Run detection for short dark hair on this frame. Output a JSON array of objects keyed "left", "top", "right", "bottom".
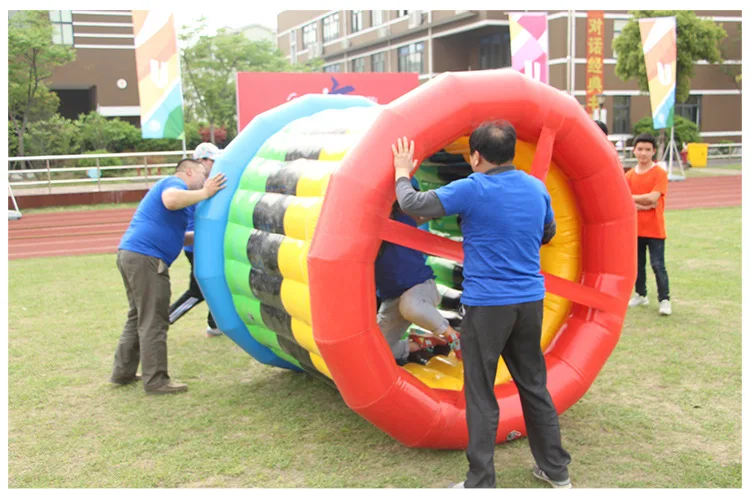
[
  {"left": 632, "top": 133, "right": 657, "bottom": 150},
  {"left": 175, "top": 158, "right": 201, "bottom": 173},
  {"left": 468, "top": 121, "right": 516, "bottom": 165},
  {"left": 595, "top": 120, "right": 609, "bottom": 136}
]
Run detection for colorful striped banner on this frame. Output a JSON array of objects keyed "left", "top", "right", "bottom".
[
  {"left": 639, "top": 17, "right": 677, "bottom": 129},
  {"left": 132, "top": 10, "right": 185, "bottom": 139},
  {"left": 509, "top": 12, "right": 549, "bottom": 84}
]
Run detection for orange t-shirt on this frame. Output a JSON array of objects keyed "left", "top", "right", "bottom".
[{"left": 624, "top": 164, "right": 668, "bottom": 239}]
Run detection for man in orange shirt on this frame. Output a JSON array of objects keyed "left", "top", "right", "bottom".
[{"left": 624, "top": 133, "right": 672, "bottom": 315}]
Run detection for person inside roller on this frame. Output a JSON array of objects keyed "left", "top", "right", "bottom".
[{"left": 375, "top": 200, "right": 461, "bottom": 366}]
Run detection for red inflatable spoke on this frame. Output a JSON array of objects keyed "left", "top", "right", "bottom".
[
  {"left": 543, "top": 273, "right": 622, "bottom": 314},
  {"left": 530, "top": 126, "right": 556, "bottom": 182},
  {"left": 379, "top": 218, "right": 463, "bottom": 263}
]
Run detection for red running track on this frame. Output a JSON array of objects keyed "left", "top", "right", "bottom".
[{"left": 7, "top": 175, "right": 741, "bottom": 260}]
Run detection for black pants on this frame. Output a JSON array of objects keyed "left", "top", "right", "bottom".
[
  {"left": 168, "top": 251, "right": 217, "bottom": 329},
  {"left": 461, "top": 301, "right": 571, "bottom": 488},
  {"left": 635, "top": 237, "right": 670, "bottom": 301}
]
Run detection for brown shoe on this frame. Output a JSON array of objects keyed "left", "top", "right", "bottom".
[
  {"left": 110, "top": 374, "right": 142, "bottom": 386},
  {"left": 145, "top": 382, "right": 188, "bottom": 395}
]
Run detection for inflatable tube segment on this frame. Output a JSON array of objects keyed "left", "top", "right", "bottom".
[{"left": 195, "top": 69, "right": 636, "bottom": 449}]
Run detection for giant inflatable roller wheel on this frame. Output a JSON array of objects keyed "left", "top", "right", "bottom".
[{"left": 194, "top": 69, "right": 636, "bottom": 449}]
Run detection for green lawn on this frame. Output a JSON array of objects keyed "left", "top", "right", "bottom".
[{"left": 7, "top": 207, "right": 741, "bottom": 488}]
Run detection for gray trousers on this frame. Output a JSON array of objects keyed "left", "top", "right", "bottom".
[
  {"left": 461, "top": 301, "right": 571, "bottom": 488},
  {"left": 112, "top": 250, "right": 172, "bottom": 391},
  {"left": 377, "top": 279, "right": 449, "bottom": 361}
]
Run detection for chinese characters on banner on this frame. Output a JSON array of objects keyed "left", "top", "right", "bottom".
[
  {"left": 585, "top": 10, "right": 605, "bottom": 116},
  {"left": 638, "top": 17, "right": 677, "bottom": 129},
  {"left": 508, "top": 12, "right": 549, "bottom": 84}
]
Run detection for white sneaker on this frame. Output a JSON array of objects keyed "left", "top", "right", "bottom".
[
  {"left": 532, "top": 466, "right": 572, "bottom": 489},
  {"left": 659, "top": 299, "right": 672, "bottom": 316},
  {"left": 628, "top": 294, "right": 649, "bottom": 307},
  {"left": 450, "top": 482, "right": 465, "bottom": 488},
  {"left": 206, "top": 326, "right": 223, "bottom": 337}
]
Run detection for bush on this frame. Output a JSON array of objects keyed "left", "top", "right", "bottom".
[
  {"left": 75, "top": 149, "right": 122, "bottom": 168},
  {"left": 24, "top": 114, "right": 79, "bottom": 156},
  {"left": 632, "top": 115, "right": 701, "bottom": 150}
]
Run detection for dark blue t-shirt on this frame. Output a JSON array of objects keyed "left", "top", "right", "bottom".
[
  {"left": 375, "top": 211, "right": 435, "bottom": 300},
  {"left": 183, "top": 205, "right": 196, "bottom": 254},
  {"left": 119, "top": 176, "right": 190, "bottom": 266},
  {"left": 434, "top": 169, "right": 554, "bottom": 306}
]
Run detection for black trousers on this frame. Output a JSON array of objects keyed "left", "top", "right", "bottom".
[
  {"left": 635, "top": 237, "right": 671, "bottom": 301},
  {"left": 461, "top": 300, "right": 571, "bottom": 488},
  {"left": 168, "top": 251, "right": 217, "bottom": 329}
]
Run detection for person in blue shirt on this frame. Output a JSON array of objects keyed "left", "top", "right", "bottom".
[
  {"left": 111, "top": 158, "right": 226, "bottom": 395},
  {"left": 168, "top": 142, "right": 223, "bottom": 337},
  {"left": 375, "top": 201, "right": 460, "bottom": 365},
  {"left": 391, "top": 122, "right": 571, "bottom": 489}
]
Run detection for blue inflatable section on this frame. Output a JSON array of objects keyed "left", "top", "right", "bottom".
[{"left": 193, "top": 94, "right": 377, "bottom": 369}]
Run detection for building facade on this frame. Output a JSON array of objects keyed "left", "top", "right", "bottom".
[
  {"left": 277, "top": 10, "right": 742, "bottom": 143},
  {"left": 36, "top": 10, "right": 142, "bottom": 125}
]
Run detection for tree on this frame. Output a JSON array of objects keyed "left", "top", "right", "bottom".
[
  {"left": 8, "top": 11, "right": 75, "bottom": 161},
  {"left": 718, "top": 23, "right": 741, "bottom": 92},
  {"left": 179, "top": 20, "right": 321, "bottom": 144},
  {"left": 613, "top": 11, "right": 726, "bottom": 156}
]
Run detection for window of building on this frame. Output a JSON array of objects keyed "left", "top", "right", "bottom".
[
  {"left": 613, "top": 95, "right": 631, "bottom": 134},
  {"left": 479, "top": 30, "right": 511, "bottom": 70},
  {"left": 49, "top": 10, "right": 73, "bottom": 46},
  {"left": 323, "top": 13, "right": 340, "bottom": 42},
  {"left": 351, "top": 10, "right": 363, "bottom": 33},
  {"left": 612, "top": 19, "right": 628, "bottom": 58},
  {"left": 351, "top": 58, "right": 366, "bottom": 72},
  {"left": 323, "top": 64, "right": 341, "bottom": 73},
  {"left": 372, "top": 10, "right": 384, "bottom": 26},
  {"left": 398, "top": 10, "right": 409, "bottom": 17},
  {"left": 398, "top": 42, "right": 424, "bottom": 73},
  {"left": 675, "top": 95, "right": 701, "bottom": 128},
  {"left": 371, "top": 52, "right": 386, "bottom": 72},
  {"left": 302, "top": 23, "right": 317, "bottom": 49}
]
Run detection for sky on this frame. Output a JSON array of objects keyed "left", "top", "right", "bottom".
[{"left": 174, "top": 8, "right": 283, "bottom": 37}]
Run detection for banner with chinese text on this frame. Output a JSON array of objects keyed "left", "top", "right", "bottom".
[
  {"left": 639, "top": 16, "right": 677, "bottom": 129},
  {"left": 508, "top": 12, "right": 549, "bottom": 84},
  {"left": 585, "top": 11, "right": 605, "bottom": 116},
  {"left": 132, "top": 10, "right": 185, "bottom": 139}
]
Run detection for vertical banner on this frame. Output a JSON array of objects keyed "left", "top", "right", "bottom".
[
  {"left": 639, "top": 16, "right": 677, "bottom": 129},
  {"left": 585, "top": 11, "right": 605, "bottom": 116},
  {"left": 509, "top": 12, "right": 549, "bottom": 84},
  {"left": 132, "top": 10, "right": 185, "bottom": 139}
]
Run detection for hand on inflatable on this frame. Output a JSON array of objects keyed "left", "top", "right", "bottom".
[
  {"left": 203, "top": 173, "right": 227, "bottom": 199},
  {"left": 392, "top": 136, "right": 418, "bottom": 173}
]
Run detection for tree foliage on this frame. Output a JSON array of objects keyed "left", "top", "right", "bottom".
[
  {"left": 613, "top": 11, "right": 726, "bottom": 104},
  {"left": 8, "top": 11, "right": 75, "bottom": 158},
  {"left": 179, "top": 19, "right": 321, "bottom": 143}
]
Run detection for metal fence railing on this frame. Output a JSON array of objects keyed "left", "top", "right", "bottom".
[
  {"left": 7, "top": 150, "right": 187, "bottom": 193},
  {"left": 617, "top": 142, "right": 742, "bottom": 165},
  {"left": 6, "top": 142, "right": 741, "bottom": 194}
]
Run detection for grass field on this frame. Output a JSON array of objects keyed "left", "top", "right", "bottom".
[{"left": 7, "top": 206, "right": 741, "bottom": 488}]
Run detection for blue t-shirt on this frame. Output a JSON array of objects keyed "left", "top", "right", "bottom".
[
  {"left": 119, "top": 176, "right": 190, "bottom": 266},
  {"left": 183, "top": 205, "right": 196, "bottom": 254},
  {"left": 375, "top": 211, "right": 435, "bottom": 300},
  {"left": 434, "top": 169, "right": 554, "bottom": 306}
]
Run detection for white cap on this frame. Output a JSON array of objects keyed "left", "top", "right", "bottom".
[{"left": 193, "top": 142, "right": 220, "bottom": 161}]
